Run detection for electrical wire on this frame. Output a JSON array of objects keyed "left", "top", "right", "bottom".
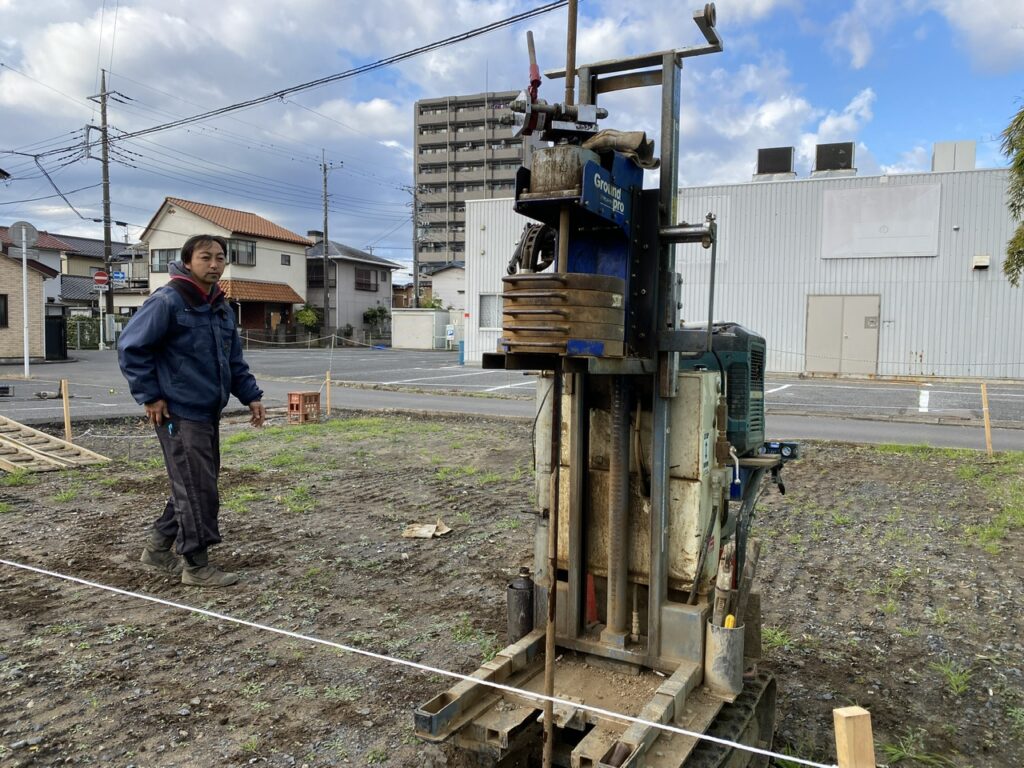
[
  {"left": 0, "top": 557, "right": 836, "bottom": 768},
  {"left": 39, "top": 2, "right": 569, "bottom": 157}
]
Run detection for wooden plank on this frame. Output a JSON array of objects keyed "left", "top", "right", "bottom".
[
  {"left": 833, "top": 706, "right": 876, "bottom": 768},
  {"left": 0, "top": 415, "right": 109, "bottom": 473}
]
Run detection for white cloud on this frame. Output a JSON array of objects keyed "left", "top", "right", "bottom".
[
  {"left": 879, "top": 144, "right": 930, "bottom": 174},
  {"left": 927, "top": 0, "right": 1024, "bottom": 72}
]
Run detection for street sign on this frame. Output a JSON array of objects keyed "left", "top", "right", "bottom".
[
  {"left": 93, "top": 271, "right": 109, "bottom": 285},
  {"left": 9, "top": 221, "right": 38, "bottom": 248},
  {"left": 111, "top": 271, "right": 126, "bottom": 280},
  {"left": 91, "top": 284, "right": 108, "bottom": 292}
]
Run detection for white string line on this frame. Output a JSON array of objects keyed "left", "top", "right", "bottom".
[{"left": 0, "top": 558, "right": 835, "bottom": 768}]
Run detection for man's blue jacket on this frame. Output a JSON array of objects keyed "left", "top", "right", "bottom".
[{"left": 118, "top": 261, "right": 263, "bottom": 423}]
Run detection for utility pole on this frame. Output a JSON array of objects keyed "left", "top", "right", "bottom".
[
  {"left": 322, "top": 149, "right": 330, "bottom": 332},
  {"left": 100, "top": 70, "right": 114, "bottom": 319},
  {"left": 411, "top": 186, "right": 422, "bottom": 308},
  {"left": 320, "top": 152, "right": 341, "bottom": 332}
]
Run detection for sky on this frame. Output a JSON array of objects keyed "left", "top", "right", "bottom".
[{"left": 1, "top": 0, "right": 1023, "bottom": 280}]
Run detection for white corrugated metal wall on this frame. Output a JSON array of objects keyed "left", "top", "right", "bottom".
[
  {"left": 464, "top": 198, "right": 531, "bottom": 363},
  {"left": 463, "top": 171, "right": 1020, "bottom": 378},
  {"left": 678, "top": 169, "right": 1021, "bottom": 378}
]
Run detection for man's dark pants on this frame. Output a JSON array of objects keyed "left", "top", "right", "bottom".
[{"left": 153, "top": 417, "right": 222, "bottom": 559}]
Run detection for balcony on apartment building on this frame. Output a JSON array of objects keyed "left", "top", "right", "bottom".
[{"left": 417, "top": 110, "right": 450, "bottom": 126}]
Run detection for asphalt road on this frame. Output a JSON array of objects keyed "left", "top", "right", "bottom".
[{"left": 2, "top": 348, "right": 1022, "bottom": 450}]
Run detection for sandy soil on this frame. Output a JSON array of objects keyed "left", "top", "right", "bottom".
[{"left": 1, "top": 411, "right": 1022, "bottom": 768}]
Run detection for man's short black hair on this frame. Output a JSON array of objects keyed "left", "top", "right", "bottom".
[{"left": 181, "top": 234, "right": 228, "bottom": 264}]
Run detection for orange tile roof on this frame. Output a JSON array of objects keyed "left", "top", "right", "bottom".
[
  {"left": 164, "top": 198, "right": 312, "bottom": 246},
  {"left": 219, "top": 278, "right": 304, "bottom": 304},
  {"left": 0, "top": 227, "right": 74, "bottom": 251}
]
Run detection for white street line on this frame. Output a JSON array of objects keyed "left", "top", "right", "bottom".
[
  {"left": 381, "top": 370, "right": 498, "bottom": 385},
  {"left": 918, "top": 390, "right": 930, "bottom": 413},
  {"left": 485, "top": 380, "right": 537, "bottom": 392},
  {"left": 765, "top": 384, "right": 791, "bottom": 394}
]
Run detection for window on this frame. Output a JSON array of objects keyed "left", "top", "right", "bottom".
[
  {"left": 281, "top": 253, "right": 291, "bottom": 266},
  {"left": 0, "top": 294, "right": 8, "bottom": 328},
  {"left": 228, "top": 239, "right": 256, "bottom": 266},
  {"left": 355, "top": 267, "right": 378, "bottom": 292},
  {"left": 479, "top": 294, "right": 501, "bottom": 329},
  {"left": 150, "top": 248, "right": 178, "bottom": 273}
]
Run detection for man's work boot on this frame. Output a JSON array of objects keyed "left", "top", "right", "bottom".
[
  {"left": 181, "top": 564, "right": 239, "bottom": 587},
  {"left": 140, "top": 529, "right": 181, "bottom": 573}
]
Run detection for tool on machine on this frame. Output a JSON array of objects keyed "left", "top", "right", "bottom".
[{"left": 415, "top": 4, "right": 800, "bottom": 765}]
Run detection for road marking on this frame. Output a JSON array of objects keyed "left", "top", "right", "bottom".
[
  {"left": 485, "top": 380, "right": 537, "bottom": 392},
  {"left": 918, "top": 390, "right": 930, "bottom": 412},
  {"left": 381, "top": 370, "right": 497, "bottom": 385},
  {"left": 765, "top": 384, "right": 791, "bottom": 394}
]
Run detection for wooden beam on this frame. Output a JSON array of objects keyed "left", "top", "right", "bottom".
[{"left": 833, "top": 706, "right": 876, "bottom": 768}]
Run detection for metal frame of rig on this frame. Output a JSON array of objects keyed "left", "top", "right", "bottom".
[{"left": 415, "top": 5, "right": 799, "bottom": 766}]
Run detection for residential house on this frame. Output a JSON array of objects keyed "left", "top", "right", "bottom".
[
  {"left": 55, "top": 234, "right": 147, "bottom": 312},
  {"left": 0, "top": 225, "right": 68, "bottom": 304},
  {"left": 305, "top": 232, "right": 401, "bottom": 333},
  {"left": 141, "top": 198, "right": 309, "bottom": 337},
  {"left": 421, "top": 261, "right": 465, "bottom": 312},
  {"left": 0, "top": 251, "right": 59, "bottom": 362}
]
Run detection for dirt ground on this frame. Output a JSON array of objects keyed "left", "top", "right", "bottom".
[{"left": 1, "top": 410, "right": 1022, "bottom": 768}]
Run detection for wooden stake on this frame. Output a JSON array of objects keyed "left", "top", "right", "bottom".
[
  {"left": 833, "top": 706, "right": 876, "bottom": 768},
  {"left": 60, "top": 378, "right": 72, "bottom": 443},
  {"left": 325, "top": 370, "right": 332, "bottom": 417},
  {"left": 981, "top": 382, "right": 993, "bottom": 457}
]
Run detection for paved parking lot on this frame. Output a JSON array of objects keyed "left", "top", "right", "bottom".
[{"left": 2, "top": 347, "right": 1023, "bottom": 429}]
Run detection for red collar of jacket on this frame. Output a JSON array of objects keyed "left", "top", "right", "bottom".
[{"left": 169, "top": 274, "right": 225, "bottom": 305}]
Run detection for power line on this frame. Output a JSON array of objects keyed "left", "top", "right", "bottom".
[
  {"left": 39, "top": 2, "right": 568, "bottom": 156},
  {"left": 0, "top": 183, "right": 101, "bottom": 206}
]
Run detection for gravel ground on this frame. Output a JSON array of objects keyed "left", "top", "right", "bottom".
[{"left": 0, "top": 412, "right": 1021, "bottom": 767}]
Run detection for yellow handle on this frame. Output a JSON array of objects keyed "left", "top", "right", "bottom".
[{"left": 724, "top": 614, "right": 736, "bottom": 629}]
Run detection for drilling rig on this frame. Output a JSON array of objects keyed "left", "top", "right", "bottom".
[{"left": 415, "top": 5, "right": 797, "bottom": 765}]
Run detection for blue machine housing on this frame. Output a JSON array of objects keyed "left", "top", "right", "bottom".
[{"left": 678, "top": 323, "right": 766, "bottom": 456}]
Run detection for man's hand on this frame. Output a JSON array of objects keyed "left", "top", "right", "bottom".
[
  {"left": 249, "top": 401, "right": 267, "bottom": 428},
  {"left": 145, "top": 399, "right": 171, "bottom": 426}
]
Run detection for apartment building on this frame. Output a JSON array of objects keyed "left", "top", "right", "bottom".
[{"left": 413, "top": 90, "right": 525, "bottom": 268}]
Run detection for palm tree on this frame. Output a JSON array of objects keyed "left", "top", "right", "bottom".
[{"left": 1003, "top": 104, "right": 1024, "bottom": 286}]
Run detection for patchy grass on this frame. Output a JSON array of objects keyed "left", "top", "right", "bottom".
[
  {"left": 222, "top": 487, "right": 265, "bottom": 514},
  {"left": 0, "top": 471, "right": 35, "bottom": 487},
  {"left": 929, "top": 657, "right": 972, "bottom": 696}
]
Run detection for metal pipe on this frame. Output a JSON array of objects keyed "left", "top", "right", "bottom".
[
  {"left": 705, "top": 216, "right": 718, "bottom": 352},
  {"left": 606, "top": 376, "right": 630, "bottom": 637},
  {"left": 563, "top": 0, "right": 578, "bottom": 106},
  {"left": 542, "top": 370, "right": 563, "bottom": 768},
  {"left": 556, "top": 207, "right": 570, "bottom": 273}
]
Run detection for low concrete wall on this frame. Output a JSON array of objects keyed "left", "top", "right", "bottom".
[{"left": 391, "top": 309, "right": 449, "bottom": 350}]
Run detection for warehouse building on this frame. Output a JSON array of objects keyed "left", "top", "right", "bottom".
[{"left": 463, "top": 141, "right": 1021, "bottom": 379}]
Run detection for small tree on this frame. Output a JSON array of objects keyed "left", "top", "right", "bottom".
[
  {"left": 295, "top": 303, "right": 322, "bottom": 333},
  {"left": 363, "top": 305, "right": 390, "bottom": 336},
  {"left": 1002, "top": 103, "right": 1024, "bottom": 287}
]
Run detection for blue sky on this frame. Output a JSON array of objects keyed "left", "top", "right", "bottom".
[{"left": 1, "top": 0, "right": 1022, "bottom": 277}]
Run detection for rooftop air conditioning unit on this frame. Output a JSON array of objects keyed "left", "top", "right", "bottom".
[
  {"left": 754, "top": 147, "right": 796, "bottom": 180},
  {"left": 813, "top": 142, "right": 856, "bottom": 176}
]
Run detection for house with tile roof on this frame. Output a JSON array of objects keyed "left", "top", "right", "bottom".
[
  {"left": 0, "top": 226, "right": 71, "bottom": 305},
  {"left": 51, "top": 234, "right": 149, "bottom": 312},
  {"left": 305, "top": 232, "right": 402, "bottom": 333},
  {"left": 0, "top": 251, "right": 60, "bottom": 362},
  {"left": 141, "top": 198, "right": 310, "bottom": 337}
]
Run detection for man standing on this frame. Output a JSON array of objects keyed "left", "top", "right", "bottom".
[{"left": 118, "top": 234, "right": 267, "bottom": 587}]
